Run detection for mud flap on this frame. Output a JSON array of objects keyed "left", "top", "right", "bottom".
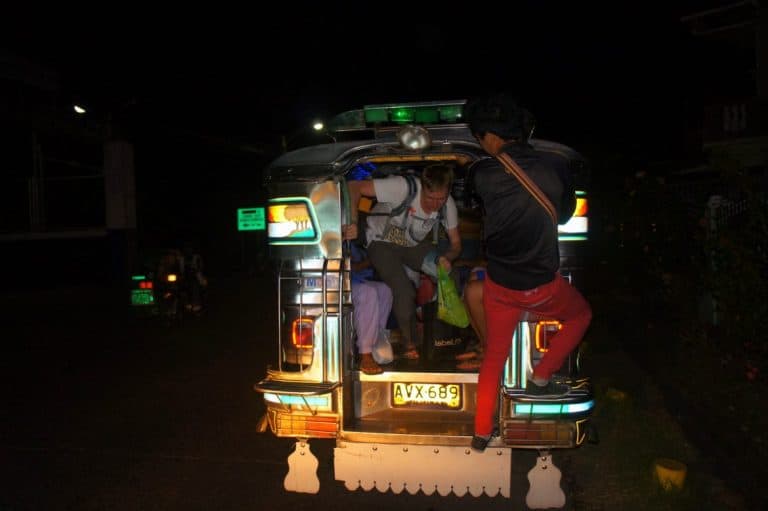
[
  {"left": 284, "top": 441, "right": 320, "bottom": 494},
  {"left": 526, "top": 451, "right": 565, "bottom": 509},
  {"left": 334, "top": 441, "right": 511, "bottom": 497}
]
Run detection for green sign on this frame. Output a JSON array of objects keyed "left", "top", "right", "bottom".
[{"left": 238, "top": 207, "right": 266, "bottom": 231}]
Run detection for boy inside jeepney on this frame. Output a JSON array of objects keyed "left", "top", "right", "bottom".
[{"left": 347, "top": 164, "right": 462, "bottom": 361}]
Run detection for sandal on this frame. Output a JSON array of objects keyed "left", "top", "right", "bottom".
[
  {"left": 455, "top": 350, "right": 480, "bottom": 361},
  {"left": 457, "top": 358, "right": 483, "bottom": 371},
  {"left": 359, "top": 353, "right": 383, "bottom": 375},
  {"left": 401, "top": 345, "right": 420, "bottom": 360}
]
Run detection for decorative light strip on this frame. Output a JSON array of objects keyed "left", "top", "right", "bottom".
[
  {"left": 558, "top": 216, "right": 588, "bottom": 234},
  {"left": 514, "top": 400, "right": 594, "bottom": 415},
  {"left": 264, "top": 393, "right": 330, "bottom": 407}
]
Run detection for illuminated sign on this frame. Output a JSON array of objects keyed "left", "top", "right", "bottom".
[{"left": 237, "top": 207, "right": 266, "bottom": 231}]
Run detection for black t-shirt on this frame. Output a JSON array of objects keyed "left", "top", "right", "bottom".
[{"left": 471, "top": 143, "right": 572, "bottom": 290}]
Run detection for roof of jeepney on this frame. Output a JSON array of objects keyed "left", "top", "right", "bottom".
[
  {"left": 263, "top": 136, "right": 585, "bottom": 180},
  {"left": 263, "top": 100, "right": 588, "bottom": 181}
]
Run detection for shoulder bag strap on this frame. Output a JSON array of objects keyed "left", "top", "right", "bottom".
[{"left": 495, "top": 152, "right": 557, "bottom": 226}]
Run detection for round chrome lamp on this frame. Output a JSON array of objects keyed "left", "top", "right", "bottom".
[{"left": 397, "top": 125, "right": 432, "bottom": 150}]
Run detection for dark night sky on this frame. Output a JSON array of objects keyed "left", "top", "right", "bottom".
[
  {"left": 1, "top": 2, "right": 749, "bottom": 279},
  {"left": 3, "top": 2, "right": 742, "bottom": 161}
]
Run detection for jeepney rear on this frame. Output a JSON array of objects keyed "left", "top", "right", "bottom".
[{"left": 254, "top": 100, "right": 594, "bottom": 499}]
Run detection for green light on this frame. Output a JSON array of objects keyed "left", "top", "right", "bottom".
[
  {"left": 238, "top": 207, "right": 266, "bottom": 231},
  {"left": 558, "top": 235, "right": 588, "bottom": 241},
  {"left": 439, "top": 105, "right": 463, "bottom": 122},
  {"left": 131, "top": 275, "right": 146, "bottom": 281},
  {"left": 360, "top": 101, "right": 466, "bottom": 126},
  {"left": 364, "top": 108, "right": 388, "bottom": 123},
  {"left": 131, "top": 289, "right": 154, "bottom": 306},
  {"left": 391, "top": 108, "right": 414, "bottom": 123},
  {"left": 414, "top": 108, "right": 439, "bottom": 123}
]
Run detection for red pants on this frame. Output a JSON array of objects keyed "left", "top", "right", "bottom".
[{"left": 474, "top": 274, "right": 592, "bottom": 435}]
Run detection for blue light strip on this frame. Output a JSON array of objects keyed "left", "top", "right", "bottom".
[
  {"left": 514, "top": 400, "right": 594, "bottom": 415},
  {"left": 264, "top": 393, "right": 329, "bottom": 407}
]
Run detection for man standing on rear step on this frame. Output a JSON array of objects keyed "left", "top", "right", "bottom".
[{"left": 463, "top": 93, "right": 592, "bottom": 452}]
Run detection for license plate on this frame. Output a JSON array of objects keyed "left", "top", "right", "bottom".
[{"left": 392, "top": 383, "right": 461, "bottom": 409}]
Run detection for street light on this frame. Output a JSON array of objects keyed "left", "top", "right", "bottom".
[{"left": 281, "top": 120, "right": 334, "bottom": 153}]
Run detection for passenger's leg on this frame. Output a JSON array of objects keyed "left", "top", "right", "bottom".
[
  {"left": 475, "top": 277, "right": 522, "bottom": 437},
  {"left": 464, "top": 280, "right": 486, "bottom": 347},
  {"left": 352, "top": 282, "right": 383, "bottom": 374},
  {"left": 370, "top": 281, "right": 393, "bottom": 332},
  {"left": 352, "top": 282, "right": 379, "bottom": 355},
  {"left": 367, "top": 242, "right": 418, "bottom": 352},
  {"left": 457, "top": 279, "right": 486, "bottom": 369},
  {"left": 528, "top": 275, "right": 592, "bottom": 381}
]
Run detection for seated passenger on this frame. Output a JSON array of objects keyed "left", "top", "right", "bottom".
[
  {"left": 456, "top": 266, "right": 487, "bottom": 371},
  {"left": 342, "top": 224, "right": 393, "bottom": 375}
]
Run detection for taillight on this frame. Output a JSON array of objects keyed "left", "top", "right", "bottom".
[
  {"left": 167, "top": 273, "right": 177, "bottom": 282},
  {"left": 573, "top": 196, "right": 588, "bottom": 217},
  {"left": 139, "top": 281, "right": 153, "bottom": 289},
  {"left": 558, "top": 191, "right": 588, "bottom": 238},
  {"left": 292, "top": 317, "right": 315, "bottom": 349},
  {"left": 535, "top": 321, "right": 562, "bottom": 353}
]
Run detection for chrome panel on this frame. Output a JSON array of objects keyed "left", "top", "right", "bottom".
[{"left": 324, "top": 314, "right": 340, "bottom": 382}]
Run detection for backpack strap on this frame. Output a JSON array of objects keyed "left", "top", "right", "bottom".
[
  {"left": 432, "top": 203, "right": 446, "bottom": 245},
  {"left": 381, "top": 174, "right": 418, "bottom": 240},
  {"left": 390, "top": 174, "right": 417, "bottom": 216},
  {"left": 495, "top": 152, "right": 557, "bottom": 226}
]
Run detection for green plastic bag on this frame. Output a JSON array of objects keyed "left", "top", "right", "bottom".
[{"left": 437, "top": 266, "right": 470, "bottom": 328}]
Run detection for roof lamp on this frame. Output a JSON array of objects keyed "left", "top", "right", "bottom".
[{"left": 397, "top": 125, "right": 432, "bottom": 150}]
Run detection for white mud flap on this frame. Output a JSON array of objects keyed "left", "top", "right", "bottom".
[
  {"left": 334, "top": 441, "right": 511, "bottom": 498},
  {"left": 526, "top": 451, "right": 565, "bottom": 509},
  {"left": 284, "top": 441, "right": 320, "bottom": 494}
]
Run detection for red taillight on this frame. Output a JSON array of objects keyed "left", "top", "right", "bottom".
[
  {"left": 139, "top": 281, "right": 153, "bottom": 289},
  {"left": 535, "top": 321, "right": 562, "bottom": 353},
  {"left": 292, "top": 317, "right": 314, "bottom": 348}
]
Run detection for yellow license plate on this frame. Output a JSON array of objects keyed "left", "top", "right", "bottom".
[{"left": 392, "top": 383, "right": 461, "bottom": 409}]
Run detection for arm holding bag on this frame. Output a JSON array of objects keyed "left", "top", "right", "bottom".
[{"left": 437, "top": 266, "right": 470, "bottom": 328}]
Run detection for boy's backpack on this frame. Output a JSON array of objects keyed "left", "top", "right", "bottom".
[{"left": 358, "top": 174, "right": 444, "bottom": 246}]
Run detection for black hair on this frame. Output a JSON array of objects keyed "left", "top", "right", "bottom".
[{"left": 463, "top": 93, "right": 536, "bottom": 142}]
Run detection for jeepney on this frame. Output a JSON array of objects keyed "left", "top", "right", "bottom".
[{"left": 254, "top": 100, "right": 594, "bottom": 504}]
